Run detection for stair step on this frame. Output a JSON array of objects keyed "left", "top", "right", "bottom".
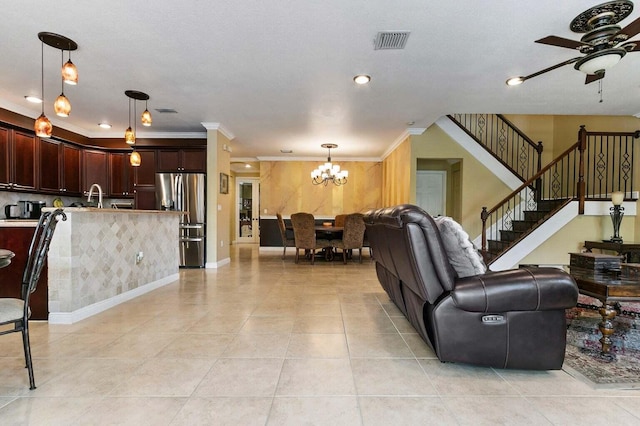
[
  {"left": 535, "top": 199, "right": 565, "bottom": 212},
  {"left": 512, "top": 220, "right": 538, "bottom": 232},
  {"left": 523, "top": 210, "right": 549, "bottom": 222},
  {"left": 499, "top": 230, "right": 524, "bottom": 242},
  {"left": 488, "top": 239, "right": 510, "bottom": 253}
]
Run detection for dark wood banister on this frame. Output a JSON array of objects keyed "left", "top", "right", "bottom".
[
  {"left": 481, "top": 140, "right": 581, "bottom": 251},
  {"left": 495, "top": 114, "right": 540, "bottom": 151}
]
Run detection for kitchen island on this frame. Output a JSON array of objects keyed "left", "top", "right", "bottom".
[{"left": 45, "top": 207, "right": 182, "bottom": 324}]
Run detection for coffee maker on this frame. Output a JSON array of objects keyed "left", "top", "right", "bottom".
[{"left": 18, "top": 201, "right": 46, "bottom": 219}]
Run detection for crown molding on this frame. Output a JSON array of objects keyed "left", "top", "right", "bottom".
[
  {"left": 407, "top": 127, "right": 427, "bottom": 135},
  {"left": 381, "top": 130, "right": 410, "bottom": 160},
  {"left": 255, "top": 156, "right": 381, "bottom": 162},
  {"left": 201, "top": 122, "right": 235, "bottom": 140}
]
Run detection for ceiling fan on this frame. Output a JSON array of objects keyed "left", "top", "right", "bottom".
[{"left": 506, "top": 0, "right": 640, "bottom": 86}]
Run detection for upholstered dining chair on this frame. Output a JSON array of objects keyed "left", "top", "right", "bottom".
[
  {"left": 276, "top": 213, "right": 295, "bottom": 259},
  {"left": 331, "top": 213, "right": 366, "bottom": 263},
  {"left": 290, "top": 212, "right": 331, "bottom": 264},
  {"left": 334, "top": 214, "right": 347, "bottom": 228},
  {"left": 0, "top": 209, "right": 66, "bottom": 390}
]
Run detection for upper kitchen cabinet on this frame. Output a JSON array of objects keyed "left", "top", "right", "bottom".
[
  {"left": 133, "top": 149, "right": 157, "bottom": 186},
  {"left": 38, "top": 139, "right": 81, "bottom": 195},
  {"left": 82, "top": 149, "right": 108, "bottom": 194},
  {"left": 109, "top": 152, "right": 134, "bottom": 197},
  {"left": 0, "top": 127, "right": 37, "bottom": 191},
  {"left": 157, "top": 148, "right": 206, "bottom": 173}
]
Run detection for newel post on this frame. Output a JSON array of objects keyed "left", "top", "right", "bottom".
[
  {"left": 577, "top": 125, "right": 587, "bottom": 214},
  {"left": 481, "top": 207, "right": 489, "bottom": 252}
]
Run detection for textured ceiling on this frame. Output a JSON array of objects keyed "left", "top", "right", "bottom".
[{"left": 1, "top": 0, "right": 639, "bottom": 162}]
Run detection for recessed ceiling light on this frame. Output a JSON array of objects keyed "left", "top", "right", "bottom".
[
  {"left": 245, "top": 164, "right": 251, "bottom": 168},
  {"left": 353, "top": 74, "right": 371, "bottom": 85},
  {"left": 280, "top": 149, "right": 293, "bottom": 154},
  {"left": 98, "top": 123, "right": 112, "bottom": 129},
  {"left": 24, "top": 95, "right": 43, "bottom": 104},
  {"left": 407, "top": 121, "right": 415, "bottom": 126}
]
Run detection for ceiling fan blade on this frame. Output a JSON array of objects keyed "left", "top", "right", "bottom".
[
  {"left": 620, "top": 41, "right": 640, "bottom": 51},
  {"left": 585, "top": 72, "right": 604, "bottom": 85},
  {"left": 535, "top": 35, "right": 585, "bottom": 50},
  {"left": 520, "top": 57, "right": 581, "bottom": 81},
  {"left": 617, "top": 16, "right": 640, "bottom": 40}
]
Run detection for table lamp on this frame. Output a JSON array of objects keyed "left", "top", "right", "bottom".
[{"left": 610, "top": 191, "right": 624, "bottom": 243}]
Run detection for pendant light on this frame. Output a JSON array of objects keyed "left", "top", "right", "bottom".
[
  {"left": 54, "top": 50, "right": 71, "bottom": 117},
  {"left": 34, "top": 39, "right": 52, "bottom": 138},
  {"left": 124, "top": 97, "right": 135, "bottom": 145},
  {"left": 141, "top": 99, "right": 152, "bottom": 126},
  {"left": 130, "top": 150, "right": 141, "bottom": 167},
  {"left": 62, "top": 50, "right": 78, "bottom": 85}
]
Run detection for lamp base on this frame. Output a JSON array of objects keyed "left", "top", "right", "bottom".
[{"left": 610, "top": 237, "right": 623, "bottom": 243}]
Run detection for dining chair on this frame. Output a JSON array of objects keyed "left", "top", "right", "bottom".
[
  {"left": 331, "top": 213, "right": 366, "bottom": 264},
  {"left": 0, "top": 209, "right": 66, "bottom": 390},
  {"left": 334, "top": 214, "right": 347, "bottom": 228},
  {"left": 276, "top": 213, "right": 295, "bottom": 259},
  {"left": 290, "top": 212, "right": 331, "bottom": 264}
]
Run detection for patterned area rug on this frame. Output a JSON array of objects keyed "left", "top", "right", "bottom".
[{"left": 563, "top": 295, "right": 640, "bottom": 389}]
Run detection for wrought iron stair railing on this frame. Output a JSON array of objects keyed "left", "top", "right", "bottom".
[
  {"left": 449, "top": 114, "right": 543, "bottom": 183},
  {"left": 481, "top": 126, "right": 639, "bottom": 264}
]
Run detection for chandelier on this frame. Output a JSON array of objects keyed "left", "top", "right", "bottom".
[{"left": 311, "top": 143, "right": 348, "bottom": 186}]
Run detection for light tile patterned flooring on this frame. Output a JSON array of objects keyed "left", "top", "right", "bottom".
[{"left": 2, "top": 245, "right": 640, "bottom": 425}]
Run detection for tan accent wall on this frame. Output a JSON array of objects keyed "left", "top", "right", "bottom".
[
  {"left": 411, "top": 125, "right": 511, "bottom": 238},
  {"left": 260, "top": 160, "right": 382, "bottom": 216},
  {"left": 206, "top": 130, "right": 231, "bottom": 264},
  {"left": 382, "top": 136, "right": 411, "bottom": 207}
]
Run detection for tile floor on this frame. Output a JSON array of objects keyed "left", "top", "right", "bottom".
[{"left": 1, "top": 245, "right": 640, "bottom": 425}]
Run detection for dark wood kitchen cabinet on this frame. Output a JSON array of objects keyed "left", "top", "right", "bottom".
[
  {"left": 0, "top": 226, "right": 48, "bottom": 320},
  {"left": 133, "top": 149, "right": 157, "bottom": 210},
  {"left": 109, "top": 152, "right": 135, "bottom": 197},
  {"left": 0, "top": 127, "right": 37, "bottom": 191},
  {"left": 157, "top": 148, "right": 206, "bottom": 173},
  {"left": 38, "top": 139, "right": 81, "bottom": 195},
  {"left": 82, "top": 149, "right": 109, "bottom": 194}
]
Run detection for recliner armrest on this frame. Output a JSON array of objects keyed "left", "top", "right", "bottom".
[{"left": 451, "top": 268, "right": 578, "bottom": 312}]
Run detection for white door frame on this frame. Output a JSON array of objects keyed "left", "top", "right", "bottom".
[{"left": 236, "top": 178, "right": 260, "bottom": 243}]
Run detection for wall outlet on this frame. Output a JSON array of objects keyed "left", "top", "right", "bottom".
[
  {"left": 220, "top": 240, "right": 224, "bottom": 247},
  {"left": 135, "top": 251, "right": 144, "bottom": 264}
]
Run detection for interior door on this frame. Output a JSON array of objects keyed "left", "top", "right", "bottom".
[
  {"left": 236, "top": 178, "right": 260, "bottom": 243},
  {"left": 416, "top": 170, "right": 446, "bottom": 216}
]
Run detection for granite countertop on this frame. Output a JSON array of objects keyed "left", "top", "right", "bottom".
[
  {"left": 0, "top": 219, "right": 39, "bottom": 227},
  {"left": 42, "top": 207, "right": 184, "bottom": 215}
]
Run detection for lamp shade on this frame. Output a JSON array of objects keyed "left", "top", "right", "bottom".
[
  {"left": 62, "top": 59, "right": 78, "bottom": 85},
  {"left": 54, "top": 93, "right": 71, "bottom": 117},
  {"left": 124, "top": 127, "right": 135, "bottom": 145},
  {"left": 611, "top": 191, "right": 624, "bottom": 206},
  {"left": 130, "top": 150, "right": 141, "bottom": 167},
  {"left": 141, "top": 109, "right": 152, "bottom": 126},
  {"left": 575, "top": 49, "right": 626, "bottom": 74},
  {"left": 34, "top": 113, "right": 52, "bottom": 138}
]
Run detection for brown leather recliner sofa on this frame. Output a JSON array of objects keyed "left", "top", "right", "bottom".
[{"left": 363, "top": 204, "right": 578, "bottom": 370}]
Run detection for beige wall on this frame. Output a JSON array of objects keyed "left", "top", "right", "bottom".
[
  {"left": 411, "top": 125, "right": 511, "bottom": 237},
  {"left": 206, "top": 129, "right": 231, "bottom": 265},
  {"left": 260, "top": 160, "right": 382, "bottom": 216},
  {"left": 382, "top": 136, "right": 411, "bottom": 206}
]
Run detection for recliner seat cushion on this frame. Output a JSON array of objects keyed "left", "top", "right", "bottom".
[{"left": 433, "top": 216, "right": 486, "bottom": 277}]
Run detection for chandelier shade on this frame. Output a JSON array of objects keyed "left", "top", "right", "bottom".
[{"left": 311, "top": 144, "right": 348, "bottom": 186}]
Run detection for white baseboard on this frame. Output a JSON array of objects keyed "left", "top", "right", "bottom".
[
  {"left": 48, "top": 273, "right": 179, "bottom": 324},
  {"left": 206, "top": 257, "right": 230, "bottom": 268}
]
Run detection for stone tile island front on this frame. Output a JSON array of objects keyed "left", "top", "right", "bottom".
[{"left": 45, "top": 207, "right": 182, "bottom": 324}]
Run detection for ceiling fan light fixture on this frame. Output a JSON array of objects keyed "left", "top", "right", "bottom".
[
  {"left": 506, "top": 76, "right": 525, "bottom": 86},
  {"left": 575, "top": 48, "right": 626, "bottom": 74}
]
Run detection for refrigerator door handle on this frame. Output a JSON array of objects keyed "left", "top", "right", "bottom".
[
  {"left": 180, "top": 224, "right": 204, "bottom": 229},
  {"left": 175, "top": 174, "right": 183, "bottom": 213},
  {"left": 180, "top": 237, "right": 204, "bottom": 242}
]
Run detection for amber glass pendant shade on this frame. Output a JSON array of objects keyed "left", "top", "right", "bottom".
[
  {"left": 130, "top": 150, "right": 141, "bottom": 167},
  {"left": 124, "top": 127, "right": 135, "bottom": 145},
  {"left": 54, "top": 93, "right": 71, "bottom": 117},
  {"left": 62, "top": 59, "right": 78, "bottom": 85},
  {"left": 34, "top": 113, "right": 53, "bottom": 138},
  {"left": 141, "top": 109, "right": 152, "bottom": 126}
]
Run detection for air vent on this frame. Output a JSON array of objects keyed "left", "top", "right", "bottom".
[
  {"left": 374, "top": 31, "right": 410, "bottom": 50},
  {"left": 155, "top": 108, "right": 178, "bottom": 113}
]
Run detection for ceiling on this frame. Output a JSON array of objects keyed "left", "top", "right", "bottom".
[{"left": 2, "top": 0, "right": 640, "bottom": 163}]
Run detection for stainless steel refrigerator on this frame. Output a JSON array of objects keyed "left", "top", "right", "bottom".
[{"left": 156, "top": 173, "right": 206, "bottom": 267}]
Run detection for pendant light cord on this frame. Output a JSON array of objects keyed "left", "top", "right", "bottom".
[{"left": 40, "top": 41, "right": 45, "bottom": 114}]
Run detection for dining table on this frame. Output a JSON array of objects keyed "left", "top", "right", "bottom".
[
  {"left": 286, "top": 224, "right": 344, "bottom": 261},
  {"left": 0, "top": 249, "right": 15, "bottom": 269}
]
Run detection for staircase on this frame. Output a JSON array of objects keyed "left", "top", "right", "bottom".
[{"left": 447, "top": 116, "right": 638, "bottom": 266}]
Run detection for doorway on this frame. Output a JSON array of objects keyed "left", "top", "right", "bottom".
[
  {"left": 236, "top": 178, "right": 260, "bottom": 243},
  {"left": 416, "top": 170, "right": 446, "bottom": 216}
]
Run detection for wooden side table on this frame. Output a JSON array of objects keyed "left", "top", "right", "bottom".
[{"left": 584, "top": 240, "right": 640, "bottom": 263}]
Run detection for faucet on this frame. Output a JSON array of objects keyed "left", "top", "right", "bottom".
[{"left": 87, "top": 183, "right": 103, "bottom": 208}]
